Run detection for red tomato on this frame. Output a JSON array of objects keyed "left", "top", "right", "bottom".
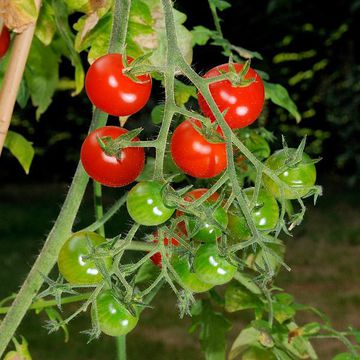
[
  {"left": 80, "top": 126, "right": 145, "bottom": 187},
  {"left": 170, "top": 119, "right": 227, "bottom": 179},
  {"left": 198, "top": 63, "right": 264, "bottom": 129},
  {"left": 0, "top": 26, "right": 10, "bottom": 58},
  {"left": 150, "top": 232, "right": 180, "bottom": 267},
  {"left": 85, "top": 54, "right": 152, "bottom": 116}
]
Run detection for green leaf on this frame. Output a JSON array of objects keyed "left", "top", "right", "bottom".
[
  {"left": 151, "top": 104, "right": 165, "bottom": 124},
  {"left": 229, "top": 327, "right": 262, "bottom": 359},
  {"left": 234, "top": 272, "right": 262, "bottom": 295},
  {"left": 4, "top": 131, "right": 35, "bottom": 174},
  {"left": 174, "top": 79, "right": 197, "bottom": 106},
  {"left": 16, "top": 79, "right": 30, "bottom": 109},
  {"left": 301, "top": 322, "right": 321, "bottom": 336},
  {"left": 264, "top": 82, "right": 301, "bottom": 123},
  {"left": 225, "top": 282, "right": 262, "bottom": 313},
  {"left": 273, "top": 302, "right": 295, "bottom": 324},
  {"left": 191, "top": 26, "right": 214, "bottom": 46},
  {"left": 333, "top": 354, "right": 359, "bottom": 360},
  {"left": 24, "top": 37, "right": 60, "bottom": 119},
  {"left": 209, "top": 0, "right": 231, "bottom": 11},
  {"left": 35, "top": 0, "right": 56, "bottom": 45},
  {"left": 190, "top": 300, "right": 232, "bottom": 360},
  {"left": 3, "top": 337, "right": 32, "bottom": 360},
  {"left": 52, "top": 0, "right": 84, "bottom": 95},
  {"left": 45, "top": 307, "right": 69, "bottom": 342},
  {"left": 136, "top": 157, "right": 156, "bottom": 181}
]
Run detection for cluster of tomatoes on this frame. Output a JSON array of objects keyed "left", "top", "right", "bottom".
[{"left": 58, "top": 53, "right": 317, "bottom": 337}]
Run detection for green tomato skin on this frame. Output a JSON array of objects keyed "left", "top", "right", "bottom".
[
  {"left": 194, "top": 244, "right": 236, "bottom": 286},
  {"left": 58, "top": 231, "right": 111, "bottom": 284},
  {"left": 227, "top": 188, "right": 279, "bottom": 243},
  {"left": 94, "top": 290, "right": 139, "bottom": 337},
  {"left": 126, "top": 181, "right": 175, "bottom": 226},
  {"left": 263, "top": 149, "right": 316, "bottom": 200},
  {"left": 172, "top": 255, "right": 213, "bottom": 293},
  {"left": 189, "top": 206, "right": 228, "bottom": 243}
]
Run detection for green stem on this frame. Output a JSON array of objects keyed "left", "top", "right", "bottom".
[
  {"left": 93, "top": 181, "right": 105, "bottom": 237},
  {"left": 208, "top": 0, "right": 223, "bottom": 37},
  {"left": 116, "top": 336, "right": 126, "bottom": 360},
  {"left": 0, "top": 0, "right": 129, "bottom": 354}
]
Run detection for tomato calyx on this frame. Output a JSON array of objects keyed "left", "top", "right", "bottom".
[
  {"left": 190, "top": 118, "right": 225, "bottom": 144},
  {"left": 121, "top": 51, "right": 153, "bottom": 84},
  {"left": 216, "top": 59, "right": 256, "bottom": 88},
  {"left": 96, "top": 128, "right": 143, "bottom": 159}
]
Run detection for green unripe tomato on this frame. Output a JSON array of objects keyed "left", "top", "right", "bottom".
[
  {"left": 93, "top": 290, "right": 139, "bottom": 337},
  {"left": 194, "top": 244, "right": 236, "bottom": 285},
  {"left": 228, "top": 188, "right": 279, "bottom": 242},
  {"left": 58, "top": 231, "right": 111, "bottom": 284},
  {"left": 263, "top": 149, "right": 316, "bottom": 199},
  {"left": 238, "top": 129, "right": 271, "bottom": 159},
  {"left": 126, "top": 181, "right": 175, "bottom": 226},
  {"left": 172, "top": 255, "right": 213, "bottom": 293},
  {"left": 177, "top": 189, "right": 228, "bottom": 243}
]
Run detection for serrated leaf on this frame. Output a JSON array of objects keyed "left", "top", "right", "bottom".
[
  {"left": 264, "top": 82, "right": 301, "bottom": 123},
  {"left": 190, "top": 300, "right": 231, "bottom": 360},
  {"left": 191, "top": 25, "right": 214, "bottom": 46},
  {"left": 225, "top": 282, "right": 262, "bottom": 313},
  {"left": 273, "top": 302, "right": 295, "bottom": 324},
  {"left": 4, "top": 131, "right": 35, "bottom": 174},
  {"left": 24, "top": 37, "right": 60, "bottom": 119},
  {"left": 134, "top": 260, "right": 160, "bottom": 285},
  {"left": 1, "top": 0, "right": 38, "bottom": 33},
  {"left": 35, "top": 0, "right": 56, "bottom": 45},
  {"left": 16, "top": 79, "right": 30, "bottom": 109},
  {"left": 174, "top": 79, "right": 197, "bottom": 106},
  {"left": 52, "top": 0, "right": 84, "bottom": 95},
  {"left": 209, "top": 0, "right": 231, "bottom": 11},
  {"left": 229, "top": 327, "right": 261, "bottom": 359}
]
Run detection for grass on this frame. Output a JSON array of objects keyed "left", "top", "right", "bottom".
[{"left": 0, "top": 179, "right": 359, "bottom": 359}]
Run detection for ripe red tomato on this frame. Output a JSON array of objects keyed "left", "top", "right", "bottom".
[
  {"left": 0, "top": 26, "right": 10, "bottom": 59},
  {"left": 176, "top": 189, "right": 228, "bottom": 243},
  {"left": 81, "top": 126, "right": 145, "bottom": 187},
  {"left": 85, "top": 54, "right": 152, "bottom": 116},
  {"left": 150, "top": 233, "right": 180, "bottom": 267},
  {"left": 198, "top": 63, "right": 265, "bottom": 129},
  {"left": 170, "top": 119, "right": 227, "bottom": 179}
]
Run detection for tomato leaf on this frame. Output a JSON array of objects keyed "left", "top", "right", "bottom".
[
  {"left": 225, "top": 282, "right": 263, "bottom": 313},
  {"left": 209, "top": 0, "right": 232, "bottom": 11},
  {"left": 24, "top": 37, "right": 60, "bottom": 119},
  {"left": 229, "top": 327, "right": 262, "bottom": 359},
  {"left": 52, "top": 0, "right": 84, "bottom": 96},
  {"left": 134, "top": 260, "right": 160, "bottom": 285},
  {"left": 191, "top": 26, "right": 214, "bottom": 46},
  {"left": 264, "top": 82, "right": 301, "bottom": 123},
  {"left": 35, "top": 0, "right": 56, "bottom": 45},
  {"left": 44, "top": 307, "right": 69, "bottom": 342},
  {"left": 4, "top": 131, "right": 35, "bottom": 174},
  {"left": 332, "top": 354, "right": 359, "bottom": 360},
  {"left": 151, "top": 104, "right": 165, "bottom": 124},
  {"left": 174, "top": 79, "right": 197, "bottom": 106},
  {"left": 190, "top": 300, "right": 232, "bottom": 360}
]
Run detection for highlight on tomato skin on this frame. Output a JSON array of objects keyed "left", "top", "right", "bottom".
[
  {"left": 85, "top": 53, "right": 152, "bottom": 116},
  {"left": 197, "top": 63, "right": 265, "bottom": 129},
  {"left": 170, "top": 119, "right": 227, "bottom": 179},
  {"left": 0, "top": 26, "right": 10, "bottom": 59},
  {"left": 80, "top": 126, "right": 145, "bottom": 188}
]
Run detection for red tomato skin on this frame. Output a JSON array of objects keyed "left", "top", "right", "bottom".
[
  {"left": 81, "top": 126, "right": 145, "bottom": 187},
  {"left": 150, "top": 234, "right": 180, "bottom": 267},
  {"left": 85, "top": 54, "right": 152, "bottom": 116},
  {"left": 0, "top": 27, "right": 10, "bottom": 59},
  {"left": 198, "top": 63, "right": 265, "bottom": 129},
  {"left": 170, "top": 119, "right": 227, "bottom": 179}
]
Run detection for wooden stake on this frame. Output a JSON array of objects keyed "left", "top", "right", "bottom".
[{"left": 0, "top": 0, "right": 42, "bottom": 155}]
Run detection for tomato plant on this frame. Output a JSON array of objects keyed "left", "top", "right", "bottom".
[
  {"left": 228, "top": 188, "right": 279, "bottom": 242},
  {"left": 93, "top": 290, "right": 139, "bottom": 337},
  {"left": 57, "top": 231, "right": 112, "bottom": 284},
  {"left": 126, "top": 181, "right": 175, "bottom": 226},
  {"left": 177, "top": 188, "right": 228, "bottom": 243},
  {"left": 263, "top": 148, "right": 317, "bottom": 199},
  {"left": 193, "top": 244, "right": 237, "bottom": 286},
  {"left": 85, "top": 54, "right": 152, "bottom": 116},
  {"left": 198, "top": 63, "right": 265, "bottom": 129},
  {"left": 150, "top": 233, "right": 180, "bottom": 267},
  {"left": 172, "top": 255, "right": 213, "bottom": 293},
  {"left": 170, "top": 119, "right": 227, "bottom": 179},
  {"left": 80, "top": 126, "right": 145, "bottom": 187},
  {"left": 0, "top": 26, "right": 10, "bottom": 59}
]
